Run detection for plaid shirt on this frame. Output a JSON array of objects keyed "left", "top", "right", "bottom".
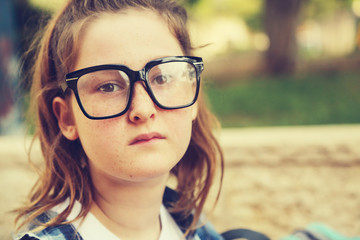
[
  {"left": 15, "top": 210, "right": 83, "bottom": 240},
  {"left": 15, "top": 213, "right": 221, "bottom": 240},
  {"left": 14, "top": 188, "right": 223, "bottom": 240}
]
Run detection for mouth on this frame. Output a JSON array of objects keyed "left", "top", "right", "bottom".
[{"left": 129, "top": 132, "right": 165, "bottom": 145}]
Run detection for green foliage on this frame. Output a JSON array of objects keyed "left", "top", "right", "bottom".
[
  {"left": 186, "top": 0, "right": 263, "bottom": 21},
  {"left": 181, "top": 0, "right": 201, "bottom": 9},
  {"left": 204, "top": 72, "right": 360, "bottom": 127},
  {"left": 301, "top": 0, "right": 353, "bottom": 21},
  {"left": 27, "top": 0, "right": 64, "bottom": 12},
  {"left": 185, "top": 0, "right": 355, "bottom": 32}
]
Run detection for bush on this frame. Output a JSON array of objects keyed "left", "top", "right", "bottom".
[{"left": 204, "top": 72, "right": 360, "bottom": 127}]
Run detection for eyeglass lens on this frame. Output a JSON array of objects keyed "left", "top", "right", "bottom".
[{"left": 76, "top": 61, "right": 198, "bottom": 118}]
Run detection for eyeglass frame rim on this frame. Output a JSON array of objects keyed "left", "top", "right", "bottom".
[{"left": 61, "top": 56, "right": 204, "bottom": 120}]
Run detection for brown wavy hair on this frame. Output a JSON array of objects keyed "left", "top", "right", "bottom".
[{"left": 15, "top": 0, "right": 224, "bottom": 235}]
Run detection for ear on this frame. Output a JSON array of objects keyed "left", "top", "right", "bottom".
[{"left": 52, "top": 96, "right": 79, "bottom": 141}]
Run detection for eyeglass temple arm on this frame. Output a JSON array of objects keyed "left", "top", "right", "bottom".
[
  {"left": 194, "top": 62, "right": 204, "bottom": 73},
  {"left": 60, "top": 77, "right": 77, "bottom": 92}
]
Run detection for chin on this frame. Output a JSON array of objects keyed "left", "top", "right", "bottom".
[{"left": 124, "top": 166, "right": 172, "bottom": 182}]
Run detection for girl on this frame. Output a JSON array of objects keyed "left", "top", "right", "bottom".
[{"left": 14, "top": 0, "right": 224, "bottom": 239}]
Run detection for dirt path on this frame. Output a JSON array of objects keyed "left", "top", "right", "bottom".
[
  {"left": 1, "top": 125, "right": 360, "bottom": 239},
  {"left": 206, "top": 125, "right": 360, "bottom": 239}
]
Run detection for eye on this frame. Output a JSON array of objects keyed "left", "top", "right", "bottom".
[
  {"left": 152, "top": 74, "right": 173, "bottom": 85},
  {"left": 98, "top": 83, "right": 121, "bottom": 92}
]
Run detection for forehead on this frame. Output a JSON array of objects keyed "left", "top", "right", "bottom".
[{"left": 72, "top": 9, "right": 183, "bottom": 71}]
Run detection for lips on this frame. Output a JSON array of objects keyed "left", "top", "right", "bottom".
[{"left": 129, "top": 132, "right": 165, "bottom": 145}]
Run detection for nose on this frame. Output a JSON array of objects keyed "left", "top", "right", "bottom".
[{"left": 128, "top": 82, "right": 156, "bottom": 123}]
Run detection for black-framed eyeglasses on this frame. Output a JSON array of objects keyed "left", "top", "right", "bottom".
[{"left": 61, "top": 56, "right": 203, "bottom": 120}]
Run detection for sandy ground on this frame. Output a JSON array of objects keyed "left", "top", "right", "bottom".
[{"left": 1, "top": 125, "right": 360, "bottom": 239}]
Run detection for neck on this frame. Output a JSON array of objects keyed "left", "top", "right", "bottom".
[{"left": 90, "top": 172, "right": 169, "bottom": 240}]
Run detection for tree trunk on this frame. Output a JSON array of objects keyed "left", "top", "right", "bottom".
[
  {"left": 0, "top": 0, "right": 15, "bottom": 118},
  {"left": 264, "top": 0, "right": 303, "bottom": 75}
]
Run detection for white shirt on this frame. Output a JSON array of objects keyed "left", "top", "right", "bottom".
[{"left": 52, "top": 199, "right": 185, "bottom": 240}]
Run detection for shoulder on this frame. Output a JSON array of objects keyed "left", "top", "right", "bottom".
[
  {"left": 13, "top": 211, "right": 83, "bottom": 240},
  {"left": 163, "top": 187, "right": 224, "bottom": 240}
]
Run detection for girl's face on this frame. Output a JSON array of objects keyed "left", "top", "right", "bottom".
[{"left": 54, "top": 9, "right": 197, "bottom": 183}]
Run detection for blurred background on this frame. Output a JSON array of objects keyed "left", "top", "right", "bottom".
[
  {"left": 1, "top": 0, "right": 360, "bottom": 130},
  {"left": 0, "top": 0, "right": 360, "bottom": 239}
]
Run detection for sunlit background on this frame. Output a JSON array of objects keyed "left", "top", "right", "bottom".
[
  {"left": 1, "top": 1, "right": 360, "bottom": 239},
  {"left": 25, "top": 0, "right": 360, "bottom": 58},
  {"left": 1, "top": 0, "right": 360, "bottom": 131},
  {"left": 0, "top": 0, "right": 359, "bottom": 131}
]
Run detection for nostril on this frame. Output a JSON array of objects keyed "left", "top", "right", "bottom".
[{"left": 128, "top": 84, "right": 156, "bottom": 123}]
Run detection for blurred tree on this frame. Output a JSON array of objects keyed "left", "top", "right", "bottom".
[
  {"left": 14, "top": 0, "right": 45, "bottom": 54},
  {"left": 264, "top": 0, "right": 305, "bottom": 75},
  {"left": 13, "top": 0, "right": 50, "bottom": 91},
  {"left": 0, "top": 0, "right": 16, "bottom": 122},
  {"left": 264, "top": 0, "right": 353, "bottom": 75}
]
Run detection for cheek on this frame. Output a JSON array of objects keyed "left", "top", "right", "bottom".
[
  {"left": 76, "top": 121, "right": 108, "bottom": 156},
  {"left": 165, "top": 107, "right": 194, "bottom": 147},
  {"left": 78, "top": 119, "right": 124, "bottom": 145},
  {"left": 71, "top": 99, "right": 125, "bottom": 160},
  {"left": 76, "top": 120, "right": 131, "bottom": 177}
]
